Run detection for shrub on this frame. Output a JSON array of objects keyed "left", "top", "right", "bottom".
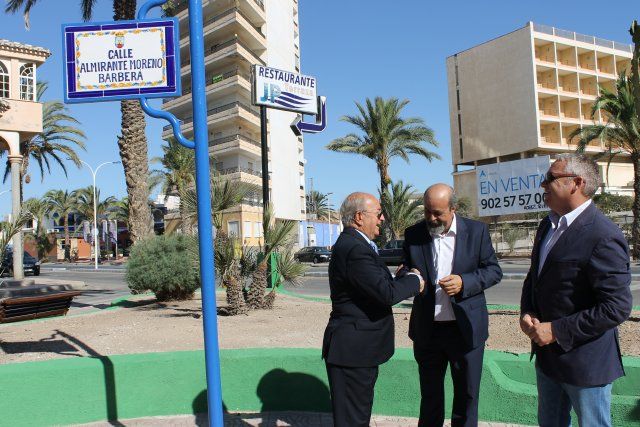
[{"left": 126, "top": 234, "right": 200, "bottom": 301}]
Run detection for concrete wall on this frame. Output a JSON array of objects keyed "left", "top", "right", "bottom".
[
  {"left": 453, "top": 169, "right": 478, "bottom": 216},
  {"left": 0, "top": 349, "right": 638, "bottom": 426},
  {"left": 447, "top": 26, "right": 539, "bottom": 165}
]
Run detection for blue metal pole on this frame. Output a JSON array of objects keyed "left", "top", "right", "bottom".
[{"left": 188, "top": 1, "right": 224, "bottom": 425}]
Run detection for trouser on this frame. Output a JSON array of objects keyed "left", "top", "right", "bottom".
[
  {"left": 414, "top": 321, "right": 484, "bottom": 427},
  {"left": 536, "top": 367, "right": 612, "bottom": 427},
  {"left": 325, "top": 362, "right": 379, "bottom": 427}
]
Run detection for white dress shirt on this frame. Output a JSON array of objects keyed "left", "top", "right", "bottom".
[
  {"left": 431, "top": 215, "right": 457, "bottom": 321},
  {"left": 355, "top": 229, "right": 377, "bottom": 252},
  {"left": 538, "top": 199, "right": 592, "bottom": 274}
]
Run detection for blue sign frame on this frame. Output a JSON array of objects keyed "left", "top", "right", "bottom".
[{"left": 62, "top": 18, "right": 181, "bottom": 103}]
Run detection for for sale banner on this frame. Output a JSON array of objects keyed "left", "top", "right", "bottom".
[{"left": 476, "top": 156, "right": 550, "bottom": 216}]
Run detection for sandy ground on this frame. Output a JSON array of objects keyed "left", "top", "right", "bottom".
[{"left": 0, "top": 293, "right": 638, "bottom": 365}]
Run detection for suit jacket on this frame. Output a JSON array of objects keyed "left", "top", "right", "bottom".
[
  {"left": 403, "top": 217, "right": 502, "bottom": 350},
  {"left": 521, "top": 202, "right": 632, "bottom": 386},
  {"left": 322, "top": 227, "right": 421, "bottom": 367}
]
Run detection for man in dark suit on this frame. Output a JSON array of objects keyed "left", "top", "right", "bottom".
[
  {"left": 520, "top": 154, "right": 632, "bottom": 427},
  {"left": 403, "top": 183, "right": 502, "bottom": 427},
  {"left": 322, "top": 192, "right": 425, "bottom": 427}
]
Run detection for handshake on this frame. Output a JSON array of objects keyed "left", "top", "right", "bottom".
[{"left": 395, "top": 264, "right": 425, "bottom": 293}]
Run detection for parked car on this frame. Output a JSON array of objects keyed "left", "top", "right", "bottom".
[
  {"left": 294, "top": 246, "right": 331, "bottom": 264},
  {"left": 378, "top": 239, "right": 405, "bottom": 265},
  {"left": 1, "top": 250, "right": 41, "bottom": 277}
]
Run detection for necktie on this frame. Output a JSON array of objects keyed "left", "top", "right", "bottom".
[{"left": 370, "top": 241, "right": 379, "bottom": 254}]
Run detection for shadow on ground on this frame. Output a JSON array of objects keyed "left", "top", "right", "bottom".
[{"left": 192, "top": 368, "right": 331, "bottom": 426}]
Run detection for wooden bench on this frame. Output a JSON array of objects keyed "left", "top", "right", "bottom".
[{"left": 0, "top": 291, "right": 81, "bottom": 323}]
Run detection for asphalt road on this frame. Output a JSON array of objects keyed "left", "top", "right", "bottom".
[
  {"left": 292, "top": 277, "right": 640, "bottom": 307},
  {"left": 16, "top": 260, "right": 640, "bottom": 312},
  {"left": 34, "top": 268, "right": 130, "bottom": 313}
]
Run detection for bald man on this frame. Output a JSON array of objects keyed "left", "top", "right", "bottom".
[
  {"left": 403, "top": 184, "right": 502, "bottom": 427},
  {"left": 323, "top": 192, "right": 424, "bottom": 427}
]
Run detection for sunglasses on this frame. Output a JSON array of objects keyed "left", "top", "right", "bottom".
[
  {"left": 361, "top": 210, "right": 384, "bottom": 219},
  {"left": 542, "top": 172, "right": 578, "bottom": 184}
]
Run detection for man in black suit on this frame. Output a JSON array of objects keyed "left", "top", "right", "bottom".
[
  {"left": 403, "top": 183, "right": 502, "bottom": 427},
  {"left": 520, "top": 154, "right": 632, "bottom": 427},
  {"left": 322, "top": 192, "right": 425, "bottom": 427}
]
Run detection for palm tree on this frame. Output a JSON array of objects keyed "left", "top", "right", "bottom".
[
  {"left": 151, "top": 138, "right": 196, "bottom": 233},
  {"left": 107, "top": 197, "right": 130, "bottom": 223},
  {"left": 7, "top": 0, "right": 154, "bottom": 244},
  {"left": 380, "top": 180, "right": 422, "bottom": 240},
  {"left": 151, "top": 138, "right": 196, "bottom": 196},
  {"left": 23, "top": 197, "right": 54, "bottom": 260},
  {"left": 568, "top": 73, "right": 640, "bottom": 258},
  {"left": 2, "top": 82, "right": 86, "bottom": 200},
  {"left": 180, "top": 175, "right": 255, "bottom": 232},
  {"left": 246, "top": 203, "right": 298, "bottom": 309},
  {"left": 44, "top": 189, "right": 77, "bottom": 261},
  {"left": 305, "top": 190, "right": 329, "bottom": 219},
  {"left": 0, "top": 211, "right": 31, "bottom": 277},
  {"left": 74, "top": 186, "right": 117, "bottom": 221},
  {"left": 326, "top": 97, "right": 439, "bottom": 241}
]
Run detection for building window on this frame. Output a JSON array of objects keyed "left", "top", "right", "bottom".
[
  {"left": 227, "top": 221, "right": 240, "bottom": 237},
  {"left": 20, "top": 63, "right": 35, "bottom": 101},
  {"left": 0, "top": 62, "right": 9, "bottom": 98},
  {"left": 244, "top": 221, "right": 252, "bottom": 238},
  {"left": 254, "top": 222, "right": 263, "bottom": 238}
]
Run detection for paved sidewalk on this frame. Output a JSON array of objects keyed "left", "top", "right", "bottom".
[{"left": 78, "top": 411, "right": 530, "bottom": 426}]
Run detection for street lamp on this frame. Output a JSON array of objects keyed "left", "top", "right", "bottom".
[
  {"left": 327, "top": 192, "right": 333, "bottom": 249},
  {"left": 78, "top": 159, "right": 121, "bottom": 270}
]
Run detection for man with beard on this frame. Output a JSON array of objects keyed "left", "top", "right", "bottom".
[{"left": 401, "top": 183, "right": 502, "bottom": 426}]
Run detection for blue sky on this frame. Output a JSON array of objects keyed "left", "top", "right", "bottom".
[{"left": 0, "top": 0, "right": 637, "bottom": 213}]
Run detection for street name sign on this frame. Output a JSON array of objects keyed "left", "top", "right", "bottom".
[
  {"left": 62, "top": 18, "right": 180, "bottom": 103},
  {"left": 252, "top": 64, "right": 318, "bottom": 114},
  {"left": 476, "top": 156, "right": 550, "bottom": 217}
]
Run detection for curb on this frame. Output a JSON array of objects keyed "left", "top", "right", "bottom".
[{"left": 41, "top": 267, "right": 125, "bottom": 273}]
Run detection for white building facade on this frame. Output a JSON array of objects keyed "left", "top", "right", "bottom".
[{"left": 163, "top": 0, "right": 305, "bottom": 245}]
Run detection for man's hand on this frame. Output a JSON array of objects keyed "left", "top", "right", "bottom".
[
  {"left": 395, "top": 264, "right": 408, "bottom": 277},
  {"left": 519, "top": 313, "right": 536, "bottom": 335},
  {"left": 438, "top": 274, "right": 463, "bottom": 296},
  {"left": 528, "top": 321, "right": 556, "bottom": 346},
  {"left": 410, "top": 268, "right": 425, "bottom": 293}
]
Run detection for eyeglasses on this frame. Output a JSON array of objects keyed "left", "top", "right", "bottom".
[
  {"left": 542, "top": 172, "right": 578, "bottom": 184},
  {"left": 360, "top": 210, "right": 384, "bottom": 219}
]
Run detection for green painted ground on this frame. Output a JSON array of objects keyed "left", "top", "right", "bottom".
[{"left": 0, "top": 349, "right": 638, "bottom": 426}]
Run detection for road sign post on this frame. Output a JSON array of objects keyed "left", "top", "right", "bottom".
[{"left": 63, "top": 1, "right": 224, "bottom": 425}]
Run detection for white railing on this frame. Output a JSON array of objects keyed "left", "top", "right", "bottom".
[{"left": 531, "top": 22, "right": 633, "bottom": 54}]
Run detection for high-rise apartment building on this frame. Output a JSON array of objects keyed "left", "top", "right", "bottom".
[
  {"left": 447, "top": 22, "right": 634, "bottom": 213},
  {"left": 163, "top": 0, "right": 305, "bottom": 244}
]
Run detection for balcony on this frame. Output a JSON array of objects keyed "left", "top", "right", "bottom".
[
  {"left": 538, "top": 109, "right": 558, "bottom": 118},
  {"left": 532, "top": 22, "right": 633, "bottom": 55},
  {"left": 181, "top": 37, "right": 264, "bottom": 71},
  {"left": 209, "top": 133, "right": 261, "bottom": 157},
  {"left": 539, "top": 136, "right": 560, "bottom": 144},
  {"left": 162, "top": 101, "right": 260, "bottom": 137},
  {"left": 0, "top": 98, "right": 43, "bottom": 138},
  {"left": 217, "top": 166, "right": 263, "bottom": 186},
  {"left": 163, "top": 68, "right": 251, "bottom": 109},
  {"left": 179, "top": 7, "right": 266, "bottom": 50}
]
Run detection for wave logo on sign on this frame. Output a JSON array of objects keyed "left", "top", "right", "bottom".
[{"left": 260, "top": 83, "right": 313, "bottom": 110}]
